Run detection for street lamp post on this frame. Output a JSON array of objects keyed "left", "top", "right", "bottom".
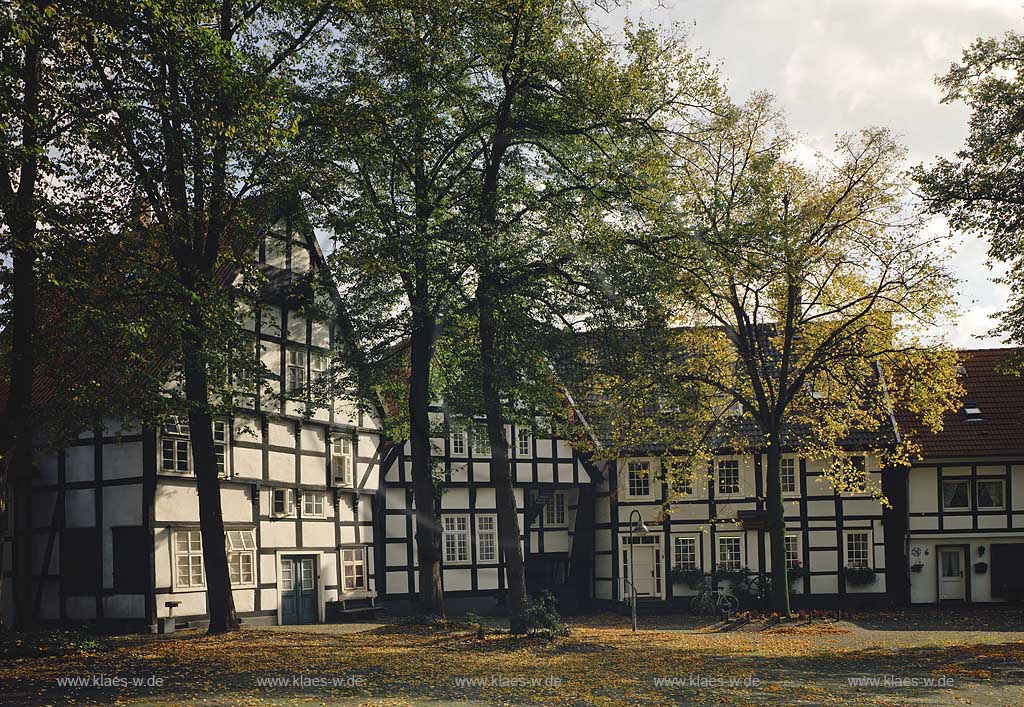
[{"left": 628, "top": 509, "right": 650, "bottom": 631}]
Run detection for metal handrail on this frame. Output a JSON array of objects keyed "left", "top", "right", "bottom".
[
  {"left": 623, "top": 578, "right": 638, "bottom": 605},
  {"left": 624, "top": 577, "right": 639, "bottom": 630}
]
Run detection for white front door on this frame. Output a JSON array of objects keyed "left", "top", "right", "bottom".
[
  {"left": 938, "top": 548, "right": 965, "bottom": 601},
  {"left": 627, "top": 545, "right": 660, "bottom": 597}
]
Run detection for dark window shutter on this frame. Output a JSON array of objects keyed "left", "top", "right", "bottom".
[
  {"left": 61, "top": 528, "right": 101, "bottom": 596},
  {"left": 991, "top": 544, "right": 1024, "bottom": 599},
  {"left": 112, "top": 526, "right": 149, "bottom": 593}
]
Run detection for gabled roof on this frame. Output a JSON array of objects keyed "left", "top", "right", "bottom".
[
  {"left": 906, "top": 348, "right": 1024, "bottom": 460},
  {"left": 558, "top": 323, "right": 897, "bottom": 454},
  {"left": 0, "top": 194, "right": 320, "bottom": 428}
]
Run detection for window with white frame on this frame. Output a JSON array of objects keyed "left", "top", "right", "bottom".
[
  {"left": 663, "top": 459, "right": 692, "bottom": 495},
  {"left": 717, "top": 460, "right": 740, "bottom": 495},
  {"left": 450, "top": 426, "right": 467, "bottom": 455},
  {"left": 173, "top": 529, "right": 205, "bottom": 589},
  {"left": 161, "top": 418, "right": 229, "bottom": 476},
  {"left": 471, "top": 427, "right": 490, "bottom": 456},
  {"left": 310, "top": 351, "right": 326, "bottom": 383},
  {"left": 476, "top": 514, "right": 497, "bottom": 562},
  {"left": 164, "top": 416, "right": 190, "bottom": 436},
  {"left": 161, "top": 419, "right": 191, "bottom": 473},
  {"left": 303, "top": 491, "right": 326, "bottom": 518},
  {"left": 225, "top": 529, "right": 256, "bottom": 586},
  {"left": 627, "top": 461, "right": 651, "bottom": 498},
  {"left": 443, "top": 515, "right": 470, "bottom": 564},
  {"left": 209, "top": 361, "right": 230, "bottom": 390},
  {"left": 850, "top": 456, "right": 867, "bottom": 492},
  {"left": 846, "top": 531, "right": 870, "bottom": 568},
  {"left": 717, "top": 536, "right": 742, "bottom": 571},
  {"left": 280, "top": 558, "right": 294, "bottom": 591},
  {"left": 332, "top": 437, "right": 354, "bottom": 487},
  {"left": 236, "top": 338, "right": 259, "bottom": 389},
  {"left": 544, "top": 491, "right": 567, "bottom": 527},
  {"left": 674, "top": 536, "right": 698, "bottom": 570},
  {"left": 272, "top": 488, "right": 296, "bottom": 517},
  {"left": 977, "top": 479, "right": 1005, "bottom": 510},
  {"left": 173, "top": 528, "right": 257, "bottom": 590},
  {"left": 213, "top": 420, "right": 229, "bottom": 477},
  {"left": 285, "top": 348, "right": 306, "bottom": 394},
  {"left": 784, "top": 534, "right": 800, "bottom": 568},
  {"left": 780, "top": 458, "right": 797, "bottom": 494},
  {"left": 341, "top": 546, "right": 367, "bottom": 591},
  {"left": 675, "top": 470, "right": 694, "bottom": 495},
  {"left": 942, "top": 479, "right": 971, "bottom": 510},
  {"left": 517, "top": 427, "right": 531, "bottom": 457}
]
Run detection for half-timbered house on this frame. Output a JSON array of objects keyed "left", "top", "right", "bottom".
[
  {"left": 378, "top": 410, "right": 600, "bottom": 614},
  {"left": 592, "top": 450, "right": 891, "bottom": 609},
  {"left": 902, "top": 348, "right": 1024, "bottom": 604},
  {"left": 3, "top": 207, "right": 384, "bottom": 630},
  {"left": 5, "top": 212, "right": 1022, "bottom": 629}
]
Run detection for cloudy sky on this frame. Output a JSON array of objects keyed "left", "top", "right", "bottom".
[{"left": 601, "top": 0, "right": 1023, "bottom": 348}]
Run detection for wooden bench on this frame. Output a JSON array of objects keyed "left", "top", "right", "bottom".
[{"left": 326, "top": 596, "right": 384, "bottom": 622}]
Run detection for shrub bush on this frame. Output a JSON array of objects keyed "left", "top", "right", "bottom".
[
  {"left": 518, "top": 591, "right": 571, "bottom": 639},
  {"left": 0, "top": 630, "right": 109, "bottom": 659},
  {"left": 463, "top": 612, "right": 489, "bottom": 639},
  {"left": 396, "top": 613, "right": 447, "bottom": 627}
]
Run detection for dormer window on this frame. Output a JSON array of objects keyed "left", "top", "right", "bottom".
[{"left": 964, "top": 406, "right": 982, "bottom": 422}]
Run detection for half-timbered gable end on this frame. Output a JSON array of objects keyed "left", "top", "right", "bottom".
[{"left": 11, "top": 206, "right": 384, "bottom": 630}]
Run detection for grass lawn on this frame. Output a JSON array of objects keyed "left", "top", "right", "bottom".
[{"left": 1, "top": 610, "right": 1023, "bottom": 706}]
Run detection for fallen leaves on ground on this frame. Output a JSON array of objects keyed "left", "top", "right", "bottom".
[
  {"left": 763, "top": 622, "right": 851, "bottom": 635},
  {"left": 0, "top": 613, "right": 1022, "bottom": 707}
]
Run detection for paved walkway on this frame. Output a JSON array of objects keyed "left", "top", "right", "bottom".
[{"left": 255, "top": 621, "right": 385, "bottom": 635}]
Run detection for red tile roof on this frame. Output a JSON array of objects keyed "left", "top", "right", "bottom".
[{"left": 907, "top": 348, "right": 1024, "bottom": 460}]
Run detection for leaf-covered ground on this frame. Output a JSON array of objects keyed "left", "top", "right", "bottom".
[{"left": 2, "top": 611, "right": 1023, "bottom": 707}]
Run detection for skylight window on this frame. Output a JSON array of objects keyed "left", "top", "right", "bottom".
[{"left": 964, "top": 405, "right": 983, "bottom": 421}]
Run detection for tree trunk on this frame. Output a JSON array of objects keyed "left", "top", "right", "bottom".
[
  {"left": 567, "top": 468, "right": 597, "bottom": 615},
  {"left": 409, "top": 308, "right": 445, "bottom": 616},
  {"left": 182, "top": 307, "right": 238, "bottom": 634},
  {"left": 478, "top": 276, "right": 528, "bottom": 633},
  {"left": 8, "top": 216, "right": 36, "bottom": 630},
  {"left": 4, "top": 25, "right": 43, "bottom": 629},
  {"left": 765, "top": 440, "right": 791, "bottom": 614}
]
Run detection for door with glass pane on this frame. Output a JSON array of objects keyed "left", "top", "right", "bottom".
[
  {"left": 281, "top": 555, "right": 318, "bottom": 624},
  {"left": 938, "top": 547, "right": 965, "bottom": 601}
]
